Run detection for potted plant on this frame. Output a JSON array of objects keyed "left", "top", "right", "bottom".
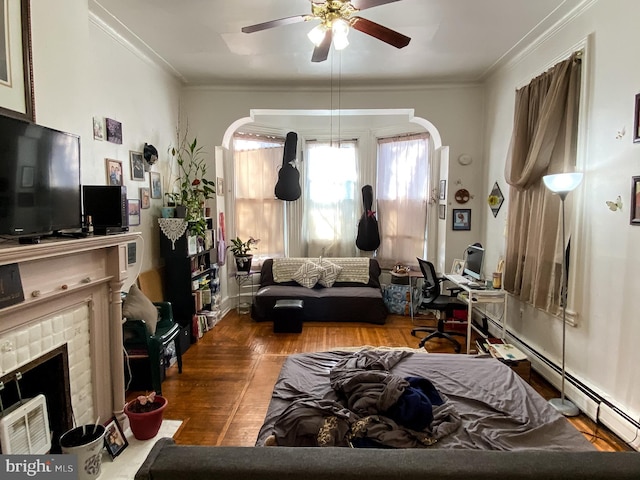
[
  {"left": 228, "top": 237, "right": 260, "bottom": 272},
  {"left": 168, "top": 130, "right": 215, "bottom": 236},
  {"left": 124, "top": 392, "right": 168, "bottom": 440}
]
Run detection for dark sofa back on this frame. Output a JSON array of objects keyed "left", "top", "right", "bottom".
[{"left": 136, "top": 439, "right": 640, "bottom": 480}]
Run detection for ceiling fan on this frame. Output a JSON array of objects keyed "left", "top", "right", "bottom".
[{"left": 241, "top": 0, "right": 411, "bottom": 63}]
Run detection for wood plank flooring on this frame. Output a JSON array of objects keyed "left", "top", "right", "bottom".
[{"left": 126, "top": 311, "right": 631, "bottom": 452}]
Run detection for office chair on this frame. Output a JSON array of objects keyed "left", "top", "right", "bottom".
[{"left": 411, "top": 258, "right": 468, "bottom": 353}]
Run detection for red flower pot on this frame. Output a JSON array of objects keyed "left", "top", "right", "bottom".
[{"left": 124, "top": 395, "right": 168, "bottom": 440}]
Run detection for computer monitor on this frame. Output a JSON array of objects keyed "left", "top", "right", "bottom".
[{"left": 463, "top": 244, "right": 484, "bottom": 281}]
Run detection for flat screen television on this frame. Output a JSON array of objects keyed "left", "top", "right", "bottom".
[
  {"left": 0, "top": 114, "right": 81, "bottom": 242},
  {"left": 463, "top": 244, "right": 484, "bottom": 281}
]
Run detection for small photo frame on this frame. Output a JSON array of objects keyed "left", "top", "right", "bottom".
[
  {"left": 634, "top": 94, "right": 640, "bottom": 143},
  {"left": 451, "top": 258, "right": 466, "bottom": 275},
  {"left": 128, "top": 199, "right": 141, "bottom": 226},
  {"left": 630, "top": 176, "right": 640, "bottom": 225},
  {"left": 130, "top": 151, "right": 145, "bottom": 181},
  {"left": 150, "top": 172, "right": 162, "bottom": 199},
  {"left": 439, "top": 179, "right": 446, "bottom": 200},
  {"left": 93, "top": 117, "right": 105, "bottom": 141},
  {"left": 106, "top": 159, "right": 123, "bottom": 186},
  {"left": 105, "top": 118, "right": 123, "bottom": 144},
  {"left": 438, "top": 204, "right": 446, "bottom": 220},
  {"left": 140, "top": 187, "right": 151, "bottom": 209},
  {"left": 452, "top": 208, "right": 471, "bottom": 231},
  {"left": 104, "top": 417, "right": 128, "bottom": 458}
]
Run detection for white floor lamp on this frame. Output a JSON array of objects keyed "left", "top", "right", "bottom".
[{"left": 542, "top": 172, "right": 583, "bottom": 417}]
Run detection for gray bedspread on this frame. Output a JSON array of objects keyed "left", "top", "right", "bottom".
[{"left": 255, "top": 349, "right": 595, "bottom": 451}]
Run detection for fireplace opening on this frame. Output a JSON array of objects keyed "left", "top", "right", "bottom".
[{"left": 0, "top": 344, "right": 73, "bottom": 453}]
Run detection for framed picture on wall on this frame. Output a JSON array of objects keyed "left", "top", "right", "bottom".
[
  {"left": 150, "top": 172, "right": 162, "bottom": 199},
  {"left": 128, "top": 199, "right": 140, "bottom": 226},
  {"left": 630, "top": 176, "right": 640, "bottom": 225},
  {"left": 140, "top": 187, "right": 150, "bottom": 209},
  {"left": 0, "top": 0, "right": 34, "bottom": 121},
  {"left": 452, "top": 208, "right": 471, "bottom": 231},
  {"left": 105, "top": 159, "right": 123, "bottom": 186},
  {"left": 130, "top": 151, "right": 145, "bottom": 181},
  {"left": 634, "top": 94, "right": 640, "bottom": 143}
]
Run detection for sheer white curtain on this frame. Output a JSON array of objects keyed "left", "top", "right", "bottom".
[
  {"left": 233, "top": 135, "right": 285, "bottom": 260},
  {"left": 376, "top": 134, "right": 430, "bottom": 268},
  {"left": 304, "top": 141, "right": 358, "bottom": 257}
]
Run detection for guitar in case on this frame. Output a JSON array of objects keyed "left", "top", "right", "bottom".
[
  {"left": 275, "top": 132, "right": 301, "bottom": 201},
  {"left": 356, "top": 185, "right": 380, "bottom": 251}
]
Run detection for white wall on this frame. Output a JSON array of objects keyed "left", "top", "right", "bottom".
[
  {"left": 483, "top": 0, "right": 640, "bottom": 431},
  {"left": 181, "top": 84, "right": 486, "bottom": 266},
  {"left": 28, "top": 0, "right": 182, "bottom": 274}
]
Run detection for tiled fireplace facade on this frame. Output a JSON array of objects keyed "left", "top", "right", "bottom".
[{"left": 0, "top": 234, "right": 139, "bottom": 430}]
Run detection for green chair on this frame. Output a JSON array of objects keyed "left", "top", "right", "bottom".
[{"left": 123, "top": 302, "right": 182, "bottom": 395}]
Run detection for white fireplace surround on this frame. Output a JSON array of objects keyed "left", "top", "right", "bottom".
[{"left": 0, "top": 233, "right": 140, "bottom": 427}]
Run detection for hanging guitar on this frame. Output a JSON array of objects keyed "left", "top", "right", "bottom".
[
  {"left": 356, "top": 185, "right": 380, "bottom": 251},
  {"left": 275, "top": 131, "right": 301, "bottom": 201}
]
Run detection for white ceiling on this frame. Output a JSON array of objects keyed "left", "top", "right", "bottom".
[{"left": 90, "top": 0, "right": 585, "bottom": 87}]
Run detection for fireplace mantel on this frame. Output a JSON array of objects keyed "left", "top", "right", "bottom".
[{"left": 0, "top": 233, "right": 140, "bottom": 426}]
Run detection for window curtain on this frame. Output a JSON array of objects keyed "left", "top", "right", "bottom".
[
  {"left": 376, "top": 133, "right": 430, "bottom": 268},
  {"left": 303, "top": 141, "right": 358, "bottom": 257},
  {"left": 233, "top": 135, "right": 285, "bottom": 260},
  {"left": 503, "top": 52, "right": 581, "bottom": 311}
]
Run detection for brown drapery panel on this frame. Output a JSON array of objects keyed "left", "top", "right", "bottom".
[{"left": 504, "top": 52, "right": 581, "bottom": 311}]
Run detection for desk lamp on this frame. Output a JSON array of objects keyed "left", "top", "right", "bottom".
[{"left": 542, "top": 172, "right": 583, "bottom": 417}]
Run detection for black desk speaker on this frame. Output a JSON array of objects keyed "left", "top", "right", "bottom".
[{"left": 82, "top": 185, "right": 129, "bottom": 235}]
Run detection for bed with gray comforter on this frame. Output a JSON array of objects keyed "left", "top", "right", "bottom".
[{"left": 255, "top": 348, "right": 595, "bottom": 451}]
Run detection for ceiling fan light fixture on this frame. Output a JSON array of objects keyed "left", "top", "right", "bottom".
[
  {"left": 308, "top": 24, "right": 327, "bottom": 47},
  {"left": 332, "top": 18, "right": 350, "bottom": 50}
]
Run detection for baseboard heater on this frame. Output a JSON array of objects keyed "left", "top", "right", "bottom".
[
  {"left": 0, "top": 394, "right": 51, "bottom": 454},
  {"left": 480, "top": 314, "right": 640, "bottom": 450}
]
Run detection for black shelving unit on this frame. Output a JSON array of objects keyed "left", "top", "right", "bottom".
[{"left": 160, "top": 222, "right": 216, "bottom": 353}]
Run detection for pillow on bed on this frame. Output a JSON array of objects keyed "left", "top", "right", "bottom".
[
  {"left": 123, "top": 284, "right": 158, "bottom": 335},
  {"left": 318, "top": 258, "right": 343, "bottom": 287},
  {"left": 292, "top": 261, "right": 324, "bottom": 288}
]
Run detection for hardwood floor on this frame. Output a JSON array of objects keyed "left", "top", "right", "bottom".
[{"left": 126, "top": 310, "right": 631, "bottom": 451}]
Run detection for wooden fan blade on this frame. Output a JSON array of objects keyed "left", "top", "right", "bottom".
[
  {"left": 351, "top": 16, "right": 410, "bottom": 48},
  {"left": 242, "top": 15, "right": 307, "bottom": 34},
  {"left": 311, "top": 30, "right": 332, "bottom": 63},
  {"left": 350, "top": 0, "right": 403, "bottom": 11}
]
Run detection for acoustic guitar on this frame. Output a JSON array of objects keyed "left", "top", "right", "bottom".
[{"left": 275, "top": 131, "right": 301, "bottom": 201}]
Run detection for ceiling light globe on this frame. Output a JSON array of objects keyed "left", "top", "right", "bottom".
[
  {"left": 332, "top": 18, "right": 350, "bottom": 37},
  {"left": 542, "top": 173, "right": 583, "bottom": 194},
  {"left": 308, "top": 24, "right": 327, "bottom": 47},
  {"left": 333, "top": 33, "right": 349, "bottom": 51}
]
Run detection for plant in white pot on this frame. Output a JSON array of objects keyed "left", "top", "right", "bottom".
[{"left": 228, "top": 237, "right": 260, "bottom": 272}]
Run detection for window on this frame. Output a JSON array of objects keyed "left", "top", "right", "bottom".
[
  {"left": 233, "top": 135, "right": 285, "bottom": 260},
  {"left": 376, "top": 134, "right": 430, "bottom": 267},
  {"left": 304, "top": 141, "right": 358, "bottom": 257}
]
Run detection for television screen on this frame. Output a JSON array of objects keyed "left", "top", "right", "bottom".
[
  {"left": 0, "top": 115, "right": 81, "bottom": 239},
  {"left": 463, "top": 244, "right": 484, "bottom": 281}
]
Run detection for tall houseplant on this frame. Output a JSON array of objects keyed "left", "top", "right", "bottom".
[{"left": 169, "top": 131, "right": 215, "bottom": 237}]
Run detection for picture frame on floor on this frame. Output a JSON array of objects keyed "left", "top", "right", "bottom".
[{"left": 104, "top": 417, "right": 128, "bottom": 458}]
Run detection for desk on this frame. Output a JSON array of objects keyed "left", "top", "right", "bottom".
[{"left": 444, "top": 275, "right": 508, "bottom": 354}]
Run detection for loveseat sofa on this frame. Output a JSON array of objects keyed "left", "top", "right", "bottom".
[
  {"left": 135, "top": 438, "right": 640, "bottom": 480},
  {"left": 251, "top": 257, "right": 387, "bottom": 324}
]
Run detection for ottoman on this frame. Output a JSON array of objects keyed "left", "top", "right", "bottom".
[{"left": 273, "top": 299, "right": 304, "bottom": 333}]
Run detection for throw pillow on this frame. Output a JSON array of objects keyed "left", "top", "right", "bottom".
[
  {"left": 122, "top": 284, "right": 159, "bottom": 335},
  {"left": 318, "top": 258, "right": 343, "bottom": 287},
  {"left": 291, "top": 261, "right": 324, "bottom": 289}
]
